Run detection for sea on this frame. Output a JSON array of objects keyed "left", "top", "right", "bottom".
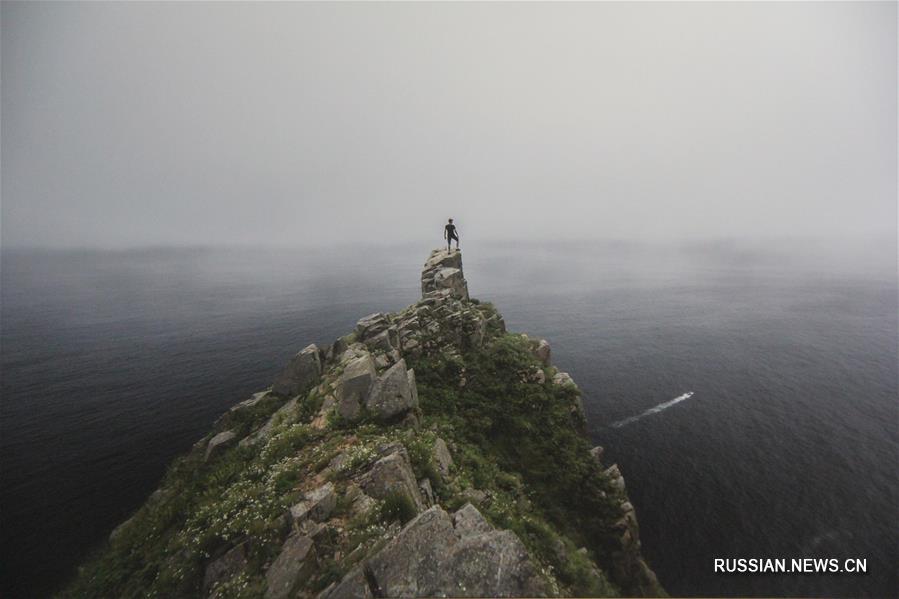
[{"left": 1, "top": 240, "right": 896, "bottom": 598}]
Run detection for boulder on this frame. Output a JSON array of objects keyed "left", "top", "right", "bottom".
[
  {"left": 205, "top": 431, "right": 237, "bottom": 461},
  {"left": 364, "top": 359, "right": 418, "bottom": 421},
  {"left": 590, "top": 445, "right": 605, "bottom": 463},
  {"left": 356, "top": 444, "right": 424, "bottom": 512},
  {"left": 320, "top": 504, "right": 547, "bottom": 599},
  {"left": 289, "top": 482, "right": 337, "bottom": 525},
  {"left": 355, "top": 313, "right": 390, "bottom": 339},
  {"left": 336, "top": 353, "right": 377, "bottom": 420},
  {"left": 272, "top": 344, "right": 322, "bottom": 398},
  {"left": 203, "top": 543, "right": 248, "bottom": 593},
  {"left": 365, "top": 327, "right": 399, "bottom": 353},
  {"left": 265, "top": 533, "right": 317, "bottom": 599}
]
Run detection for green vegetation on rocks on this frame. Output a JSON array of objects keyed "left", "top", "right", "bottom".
[{"left": 64, "top": 249, "right": 663, "bottom": 599}]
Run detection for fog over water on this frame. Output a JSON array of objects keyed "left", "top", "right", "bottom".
[
  {"left": 1, "top": 2, "right": 897, "bottom": 598},
  {"left": 2, "top": 2, "right": 896, "bottom": 248}
]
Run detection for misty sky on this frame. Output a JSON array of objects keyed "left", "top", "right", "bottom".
[{"left": 1, "top": 2, "right": 896, "bottom": 249}]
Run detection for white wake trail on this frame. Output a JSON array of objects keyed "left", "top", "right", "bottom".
[{"left": 609, "top": 392, "right": 695, "bottom": 428}]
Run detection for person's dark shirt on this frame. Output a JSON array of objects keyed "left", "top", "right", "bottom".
[{"left": 445, "top": 223, "right": 458, "bottom": 238}]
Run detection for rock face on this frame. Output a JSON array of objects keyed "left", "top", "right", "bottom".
[
  {"left": 290, "top": 482, "right": 337, "bottom": 525},
  {"left": 203, "top": 543, "right": 248, "bottom": 594},
  {"left": 364, "top": 359, "right": 418, "bottom": 421},
  {"left": 205, "top": 431, "right": 237, "bottom": 461},
  {"left": 265, "top": 533, "right": 316, "bottom": 599},
  {"left": 320, "top": 504, "right": 547, "bottom": 599},
  {"left": 272, "top": 344, "right": 322, "bottom": 397},
  {"left": 355, "top": 443, "right": 425, "bottom": 512},
  {"left": 336, "top": 352, "right": 377, "bottom": 420},
  {"left": 421, "top": 249, "right": 469, "bottom": 300}
]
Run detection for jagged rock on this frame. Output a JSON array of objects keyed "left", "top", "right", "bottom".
[
  {"left": 265, "top": 533, "right": 317, "bottom": 599},
  {"left": 345, "top": 483, "right": 377, "bottom": 517},
  {"left": 272, "top": 344, "right": 322, "bottom": 398},
  {"left": 421, "top": 249, "right": 469, "bottom": 300},
  {"left": 320, "top": 504, "right": 547, "bottom": 599},
  {"left": 365, "top": 327, "right": 399, "bottom": 354},
  {"left": 432, "top": 437, "right": 453, "bottom": 479},
  {"left": 552, "top": 371, "right": 577, "bottom": 388},
  {"left": 203, "top": 543, "right": 248, "bottom": 594},
  {"left": 356, "top": 444, "right": 424, "bottom": 512},
  {"left": 337, "top": 353, "right": 377, "bottom": 420},
  {"left": 289, "top": 482, "right": 336, "bottom": 525},
  {"left": 325, "top": 334, "right": 353, "bottom": 363},
  {"left": 590, "top": 445, "right": 605, "bottom": 463},
  {"left": 452, "top": 503, "right": 493, "bottom": 536},
  {"left": 205, "top": 431, "right": 237, "bottom": 461},
  {"left": 605, "top": 464, "right": 626, "bottom": 493},
  {"left": 364, "top": 359, "right": 418, "bottom": 421},
  {"left": 418, "top": 478, "right": 435, "bottom": 507},
  {"left": 355, "top": 313, "right": 390, "bottom": 339},
  {"left": 534, "top": 339, "right": 551, "bottom": 365}
]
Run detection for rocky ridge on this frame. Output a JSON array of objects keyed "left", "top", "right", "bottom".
[{"left": 68, "top": 249, "right": 664, "bottom": 599}]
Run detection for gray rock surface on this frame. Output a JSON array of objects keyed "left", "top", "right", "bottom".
[
  {"left": 319, "top": 504, "right": 547, "bottom": 599},
  {"left": 265, "top": 533, "right": 316, "bottom": 599},
  {"left": 205, "top": 431, "right": 237, "bottom": 461},
  {"left": 203, "top": 543, "right": 248, "bottom": 594},
  {"left": 364, "top": 359, "right": 418, "bottom": 421},
  {"left": 421, "top": 249, "right": 469, "bottom": 300},
  {"left": 337, "top": 353, "right": 377, "bottom": 420},
  {"left": 272, "top": 344, "right": 322, "bottom": 397},
  {"left": 290, "top": 482, "right": 337, "bottom": 525},
  {"left": 355, "top": 444, "right": 424, "bottom": 512}
]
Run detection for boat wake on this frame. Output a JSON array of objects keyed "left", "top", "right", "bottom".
[{"left": 610, "top": 392, "right": 695, "bottom": 428}]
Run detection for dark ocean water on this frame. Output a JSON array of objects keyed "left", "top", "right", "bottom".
[{"left": 1, "top": 241, "right": 896, "bottom": 598}]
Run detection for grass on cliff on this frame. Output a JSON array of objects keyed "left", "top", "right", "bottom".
[
  {"left": 407, "top": 333, "right": 626, "bottom": 597},
  {"left": 64, "top": 316, "right": 634, "bottom": 598}
]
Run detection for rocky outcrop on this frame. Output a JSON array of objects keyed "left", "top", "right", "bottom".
[
  {"left": 74, "top": 248, "right": 663, "bottom": 599},
  {"left": 205, "top": 430, "right": 237, "bottom": 461},
  {"left": 272, "top": 344, "right": 322, "bottom": 397},
  {"left": 421, "top": 249, "right": 469, "bottom": 300},
  {"left": 265, "top": 533, "right": 317, "bottom": 599},
  {"left": 320, "top": 504, "right": 547, "bottom": 599},
  {"left": 355, "top": 443, "right": 425, "bottom": 512},
  {"left": 336, "top": 352, "right": 378, "bottom": 420},
  {"left": 289, "top": 483, "right": 337, "bottom": 525},
  {"left": 364, "top": 359, "right": 418, "bottom": 421}
]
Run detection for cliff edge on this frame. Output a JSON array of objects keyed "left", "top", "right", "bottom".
[{"left": 66, "top": 249, "right": 664, "bottom": 598}]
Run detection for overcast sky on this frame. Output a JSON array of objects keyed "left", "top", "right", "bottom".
[{"left": 1, "top": 2, "right": 895, "bottom": 249}]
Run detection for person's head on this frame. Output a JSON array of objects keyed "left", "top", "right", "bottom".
[{"left": 448, "top": 218, "right": 453, "bottom": 223}]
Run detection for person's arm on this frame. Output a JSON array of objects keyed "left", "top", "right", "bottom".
[{"left": 444, "top": 226, "right": 448, "bottom": 240}]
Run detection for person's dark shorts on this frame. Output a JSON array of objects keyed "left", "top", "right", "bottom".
[{"left": 448, "top": 234, "right": 459, "bottom": 242}]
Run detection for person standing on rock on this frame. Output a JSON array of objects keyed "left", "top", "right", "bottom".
[{"left": 444, "top": 218, "right": 460, "bottom": 251}]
